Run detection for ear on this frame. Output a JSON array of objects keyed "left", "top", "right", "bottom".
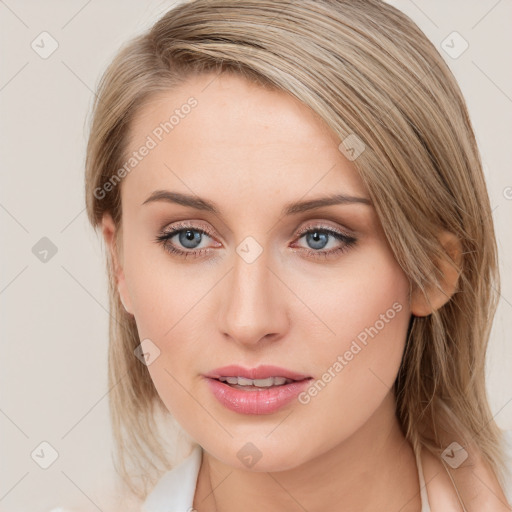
[
  {"left": 101, "top": 213, "right": 134, "bottom": 315},
  {"left": 411, "top": 231, "right": 463, "bottom": 317}
]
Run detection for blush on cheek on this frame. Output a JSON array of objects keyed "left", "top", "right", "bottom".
[{"left": 323, "top": 298, "right": 409, "bottom": 390}]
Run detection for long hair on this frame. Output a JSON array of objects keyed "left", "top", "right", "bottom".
[{"left": 84, "top": 0, "right": 507, "bottom": 499}]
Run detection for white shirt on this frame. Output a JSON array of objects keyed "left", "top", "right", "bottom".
[{"left": 142, "top": 430, "right": 512, "bottom": 512}]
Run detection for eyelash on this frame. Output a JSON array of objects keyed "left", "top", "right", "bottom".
[{"left": 154, "top": 221, "right": 357, "bottom": 261}]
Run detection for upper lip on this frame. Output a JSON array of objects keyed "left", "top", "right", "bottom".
[{"left": 204, "top": 365, "right": 311, "bottom": 381}]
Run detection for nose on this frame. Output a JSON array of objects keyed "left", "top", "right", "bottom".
[{"left": 217, "top": 244, "right": 290, "bottom": 348}]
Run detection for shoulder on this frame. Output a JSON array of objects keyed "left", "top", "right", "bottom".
[
  {"left": 142, "top": 444, "right": 203, "bottom": 512},
  {"left": 421, "top": 429, "right": 512, "bottom": 511}
]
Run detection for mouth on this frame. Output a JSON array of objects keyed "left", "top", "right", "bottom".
[
  {"left": 203, "top": 365, "right": 313, "bottom": 414},
  {"left": 204, "top": 364, "right": 311, "bottom": 382},
  {"left": 213, "top": 375, "right": 308, "bottom": 391}
]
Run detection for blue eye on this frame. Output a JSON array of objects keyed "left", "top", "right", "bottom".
[
  {"left": 173, "top": 229, "right": 204, "bottom": 250},
  {"left": 292, "top": 226, "right": 357, "bottom": 259},
  {"left": 155, "top": 222, "right": 357, "bottom": 260},
  {"left": 155, "top": 223, "right": 215, "bottom": 259}
]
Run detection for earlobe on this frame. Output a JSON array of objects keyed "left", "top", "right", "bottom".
[
  {"left": 411, "top": 231, "right": 463, "bottom": 317},
  {"left": 101, "top": 213, "right": 134, "bottom": 315}
]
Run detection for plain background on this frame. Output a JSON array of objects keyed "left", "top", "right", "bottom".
[{"left": 0, "top": 0, "right": 511, "bottom": 510}]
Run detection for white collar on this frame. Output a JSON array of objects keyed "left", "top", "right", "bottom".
[{"left": 142, "top": 444, "right": 202, "bottom": 512}]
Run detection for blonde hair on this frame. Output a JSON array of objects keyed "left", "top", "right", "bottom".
[{"left": 84, "top": 0, "right": 507, "bottom": 500}]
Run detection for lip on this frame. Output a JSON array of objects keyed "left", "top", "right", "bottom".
[
  {"left": 203, "top": 365, "right": 313, "bottom": 415},
  {"left": 203, "top": 364, "right": 311, "bottom": 381}
]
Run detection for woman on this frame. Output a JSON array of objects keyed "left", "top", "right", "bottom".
[{"left": 84, "top": 0, "right": 512, "bottom": 510}]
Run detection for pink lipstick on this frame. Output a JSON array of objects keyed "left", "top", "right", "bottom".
[{"left": 203, "top": 365, "right": 312, "bottom": 415}]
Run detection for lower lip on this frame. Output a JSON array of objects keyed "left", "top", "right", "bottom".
[{"left": 205, "top": 377, "right": 312, "bottom": 415}]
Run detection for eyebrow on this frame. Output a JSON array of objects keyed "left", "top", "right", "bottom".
[{"left": 142, "top": 190, "right": 372, "bottom": 215}]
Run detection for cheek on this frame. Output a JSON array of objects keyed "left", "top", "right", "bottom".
[
  {"left": 120, "top": 236, "right": 215, "bottom": 417},
  {"left": 294, "top": 246, "right": 410, "bottom": 371},
  {"left": 121, "top": 226, "right": 194, "bottom": 335},
  {"left": 294, "top": 303, "right": 409, "bottom": 451},
  {"left": 292, "top": 250, "right": 411, "bottom": 440}
]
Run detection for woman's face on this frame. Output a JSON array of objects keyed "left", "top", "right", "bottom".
[{"left": 109, "top": 72, "right": 412, "bottom": 471}]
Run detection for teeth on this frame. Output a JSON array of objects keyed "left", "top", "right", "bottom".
[{"left": 218, "top": 376, "right": 292, "bottom": 387}]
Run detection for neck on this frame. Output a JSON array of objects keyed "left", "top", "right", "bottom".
[{"left": 193, "top": 391, "right": 422, "bottom": 512}]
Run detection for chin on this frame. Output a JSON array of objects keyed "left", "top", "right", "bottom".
[{"left": 203, "top": 435, "right": 319, "bottom": 473}]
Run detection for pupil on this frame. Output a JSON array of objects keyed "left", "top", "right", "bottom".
[
  {"left": 179, "top": 229, "right": 202, "bottom": 249},
  {"left": 307, "top": 231, "right": 328, "bottom": 249}
]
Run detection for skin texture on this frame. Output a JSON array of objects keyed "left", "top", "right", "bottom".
[{"left": 101, "top": 72, "right": 469, "bottom": 511}]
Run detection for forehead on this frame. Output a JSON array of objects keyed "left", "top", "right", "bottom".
[{"left": 121, "top": 72, "right": 368, "bottom": 215}]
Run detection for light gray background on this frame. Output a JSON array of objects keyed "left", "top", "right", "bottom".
[{"left": 1, "top": 1, "right": 511, "bottom": 510}]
